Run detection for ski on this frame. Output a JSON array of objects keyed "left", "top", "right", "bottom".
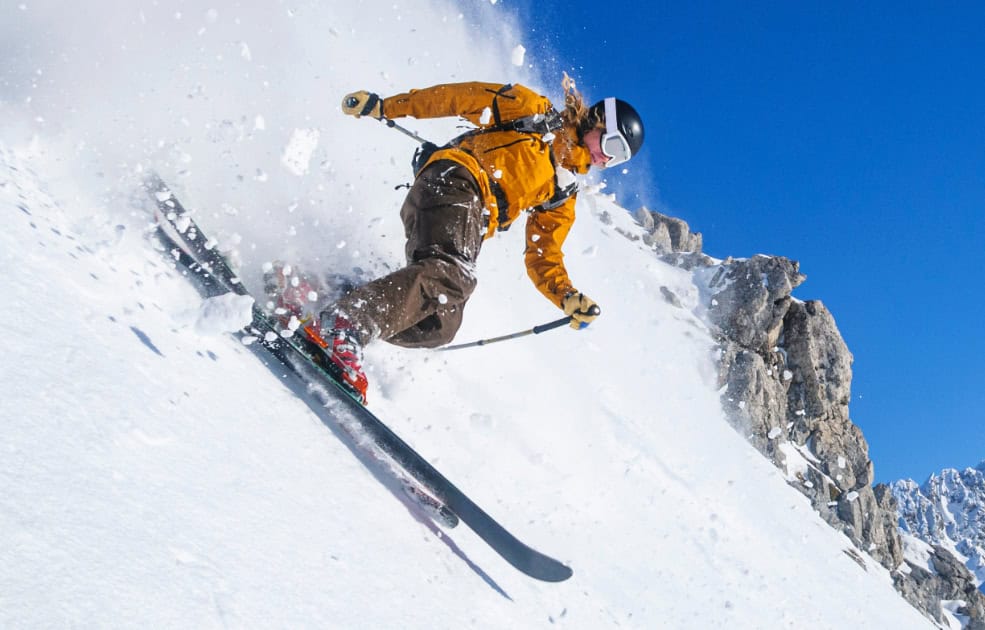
[
  {"left": 401, "top": 482, "right": 459, "bottom": 530},
  {"left": 145, "top": 174, "right": 573, "bottom": 583},
  {"left": 149, "top": 185, "right": 459, "bottom": 530}
]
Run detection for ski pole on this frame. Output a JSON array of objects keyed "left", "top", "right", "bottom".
[
  {"left": 380, "top": 117, "right": 430, "bottom": 144},
  {"left": 344, "top": 96, "right": 431, "bottom": 145},
  {"left": 439, "top": 306, "right": 601, "bottom": 352}
]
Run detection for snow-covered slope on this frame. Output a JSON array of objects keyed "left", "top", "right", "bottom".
[
  {"left": 894, "top": 465, "right": 985, "bottom": 590},
  {"left": 2, "top": 2, "right": 933, "bottom": 628},
  {"left": 1, "top": 143, "right": 935, "bottom": 630}
]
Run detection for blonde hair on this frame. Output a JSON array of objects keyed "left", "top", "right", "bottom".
[{"left": 560, "top": 72, "right": 603, "bottom": 138}]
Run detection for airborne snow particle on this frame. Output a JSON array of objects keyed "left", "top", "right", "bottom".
[
  {"left": 511, "top": 45, "right": 526, "bottom": 67},
  {"left": 281, "top": 128, "right": 320, "bottom": 176}
]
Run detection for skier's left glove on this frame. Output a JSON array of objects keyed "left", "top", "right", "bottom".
[
  {"left": 341, "top": 91, "right": 384, "bottom": 119},
  {"left": 562, "top": 291, "right": 601, "bottom": 330}
]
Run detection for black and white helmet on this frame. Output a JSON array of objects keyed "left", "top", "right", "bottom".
[{"left": 589, "top": 98, "right": 645, "bottom": 167}]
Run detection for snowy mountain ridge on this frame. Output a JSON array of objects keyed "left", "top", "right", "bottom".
[{"left": 893, "top": 464, "right": 985, "bottom": 590}]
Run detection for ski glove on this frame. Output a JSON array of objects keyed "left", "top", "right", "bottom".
[
  {"left": 562, "top": 291, "right": 601, "bottom": 330},
  {"left": 341, "top": 91, "right": 383, "bottom": 119}
]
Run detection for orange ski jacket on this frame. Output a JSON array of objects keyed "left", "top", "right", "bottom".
[{"left": 382, "top": 82, "right": 592, "bottom": 307}]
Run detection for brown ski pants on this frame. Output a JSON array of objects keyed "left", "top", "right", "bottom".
[{"left": 327, "top": 161, "right": 485, "bottom": 348}]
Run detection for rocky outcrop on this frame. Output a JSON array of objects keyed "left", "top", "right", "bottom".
[
  {"left": 631, "top": 209, "right": 982, "bottom": 628},
  {"left": 706, "top": 255, "right": 904, "bottom": 565},
  {"left": 895, "top": 543, "right": 985, "bottom": 629},
  {"left": 634, "top": 207, "right": 704, "bottom": 256}
]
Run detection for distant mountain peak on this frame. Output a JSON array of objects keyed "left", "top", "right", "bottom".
[{"left": 892, "top": 464, "right": 985, "bottom": 591}]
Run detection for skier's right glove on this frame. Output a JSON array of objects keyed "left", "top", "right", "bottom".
[
  {"left": 341, "top": 91, "right": 383, "bottom": 119},
  {"left": 562, "top": 291, "right": 601, "bottom": 330}
]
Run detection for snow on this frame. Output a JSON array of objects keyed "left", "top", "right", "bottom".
[
  {"left": 281, "top": 128, "right": 321, "bottom": 177},
  {"left": 902, "top": 533, "right": 937, "bottom": 574},
  {"left": 0, "top": 2, "right": 934, "bottom": 629},
  {"left": 185, "top": 293, "right": 255, "bottom": 336},
  {"left": 894, "top": 467, "right": 985, "bottom": 591},
  {"left": 511, "top": 44, "right": 527, "bottom": 67}
]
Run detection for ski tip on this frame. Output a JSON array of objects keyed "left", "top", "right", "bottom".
[
  {"left": 515, "top": 551, "right": 572, "bottom": 582},
  {"left": 536, "top": 562, "right": 573, "bottom": 583}
]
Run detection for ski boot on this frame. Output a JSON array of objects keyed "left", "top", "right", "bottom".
[
  {"left": 262, "top": 261, "right": 322, "bottom": 334},
  {"left": 312, "top": 313, "right": 369, "bottom": 405}
]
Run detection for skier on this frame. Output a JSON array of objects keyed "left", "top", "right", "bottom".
[{"left": 284, "top": 77, "right": 644, "bottom": 403}]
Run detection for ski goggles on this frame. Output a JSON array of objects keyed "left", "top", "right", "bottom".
[{"left": 601, "top": 97, "right": 632, "bottom": 168}]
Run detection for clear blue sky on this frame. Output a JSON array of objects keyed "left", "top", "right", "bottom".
[{"left": 500, "top": 2, "right": 985, "bottom": 483}]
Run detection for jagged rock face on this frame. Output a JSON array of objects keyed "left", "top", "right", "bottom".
[
  {"left": 632, "top": 209, "right": 979, "bottom": 626},
  {"left": 707, "top": 255, "right": 805, "bottom": 353},
  {"left": 894, "top": 542, "right": 985, "bottom": 629},
  {"left": 707, "top": 256, "right": 902, "bottom": 567},
  {"left": 634, "top": 208, "right": 703, "bottom": 255},
  {"left": 704, "top": 252, "right": 985, "bottom": 625},
  {"left": 892, "top": 465, "right": 985, "bottom": 589}
]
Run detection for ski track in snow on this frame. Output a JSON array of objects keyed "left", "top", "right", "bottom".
[{"left": 0, "top": 2, "right": 935, "bottom": 628}]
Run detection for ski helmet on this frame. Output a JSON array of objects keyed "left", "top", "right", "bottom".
[{"left": 589, "top": 98, "right": 644, "bottom": 167}]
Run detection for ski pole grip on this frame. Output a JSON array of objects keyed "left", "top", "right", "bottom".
[
  {"left": 533, "top": 306, "right": 601, "bottom": 335},
  {"left": 533, "top": 316, "right": 573, "bottom": 334}
]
